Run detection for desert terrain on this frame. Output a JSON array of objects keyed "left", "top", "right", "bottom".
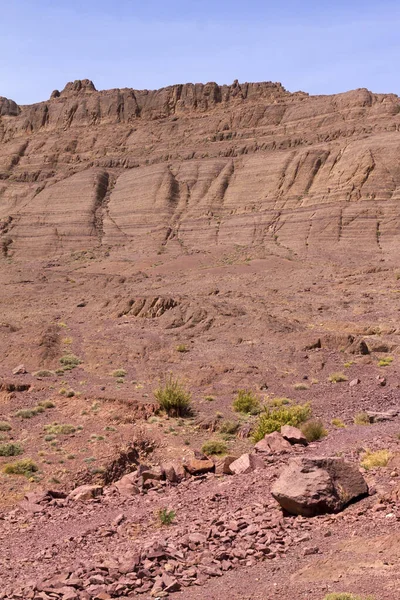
[{"left": 1, "top": 79, "right": 400, "bottom": 599}]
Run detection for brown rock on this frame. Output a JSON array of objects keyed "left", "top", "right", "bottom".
[
  {"left": 12, "top": 364, "right": 27, "bottom": 375},
  {"left": 114, "top": 473, "right": 140, "bottom": 496},
  {"left": 349, "top": 378, "right": 361, "bottom": 387},
  {"left": 183, "top": 458, "right": 214, "bottom": 475},
  {"left": 263, "top": 431, "right": 292, "bottom": 453},
  {"left": 280, "top": 425, "right": 308, "bottom": 446},
  {"left": 272, "top": 457, "right": 368, "bottom": 517},
  {"left": 214, "top": 455, "right": 238, "bottom": 475},
  {"left": 229, "top": 453, "right": 265, "bottom": 475},
  {"left": 68, "top": 485, "right": 103, "bottom": 502}
]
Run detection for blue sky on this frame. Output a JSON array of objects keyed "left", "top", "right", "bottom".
[{"left": 2, "top": 0, "right": 400, "bottom": 104}]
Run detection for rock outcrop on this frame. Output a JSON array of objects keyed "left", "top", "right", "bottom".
[{"left": 1, "top": 79, "right": 400, "bottom": 262}]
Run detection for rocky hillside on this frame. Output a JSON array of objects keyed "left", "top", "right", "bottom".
[{"left": 1, "top": 79, "right": 400, "bottom": 261}]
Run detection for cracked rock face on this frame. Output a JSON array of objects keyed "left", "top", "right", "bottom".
[{"left": 1, "top": 79, "right": 400, "bottom": 261}]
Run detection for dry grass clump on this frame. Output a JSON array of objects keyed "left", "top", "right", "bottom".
[
  {"left": 219, "top": 420, "right": 239, "bottom": 435},
  {"left": 252, "top": 402, "right": 311, "bottom": 442},
  {"left": 15, "top": 406, "right": 45, "bottom": 419},
  {"left": 3, "top": 458, "right": 38, "bottom": 477},
  {"left": 233, "top": 390, "right": 261, "bottom": 414},
  {"left": 201, "top": 440, "right": 228, "bottom": 456},
  {"left": 294, "top": 383, "right": 309, "bottom": 390},
  {"left": 331, "top": 418, "right": 346, "bottom": 428},
  {"left": 33, "top": 370, "right": 55, "bottom": 378},
  {"left": 112, "top": 369, "right": 127, "bottom": 378},
  {"left": 329, "top": 372, "right": 348, "bottom": 383},
  {"left": 154, "top": 374, "right": 191, "bottom": 417},
  {"left": 354, "top": 412, "right": 371, "bottom": 426},
  {"left": 0, "top": 421, "right": 12, "bottom": 432},
  {"left": 323, "top": 594, "right": 374, "bottom": 600},
  {"left": 176, "top": 344, "right": 188, "bottom": 353},
  {"left": 59, "top": 354, "right": 82, "bottom": 370},
  {"left": 360, "top": 449, "right": 391, "bottom": 470},
  {"left": 44, "top": 423, "right": 76, "bottom": 435},
  {"left": 301, "top": 419, "right": 327, "bottom": 442}
]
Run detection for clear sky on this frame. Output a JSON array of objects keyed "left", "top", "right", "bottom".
[{"left": 2, "top": 0, "right": 400, "bottom": 104}]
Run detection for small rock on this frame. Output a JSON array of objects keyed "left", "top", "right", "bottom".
[
  {"left": 349, "top": 378, "right": 360, "bottom": 387},
  {"left": 214, "top": 456, "right": 237, "bottom": 475},
  {"left": 12, "top": 364, "right": 27, "bottom": 375},
  {"left": 229, "top": 453, "right": 264, "bottom": 475},
  {"left": 303, "top": 546, "right": 319, "bottom": 556}
]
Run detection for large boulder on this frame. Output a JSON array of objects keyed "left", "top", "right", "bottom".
[{"left": 272, "top": 457, "right": 368, "bottom": 517}]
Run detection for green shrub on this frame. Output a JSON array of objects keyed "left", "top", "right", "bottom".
[
  {"left": 301, "top": 419, "right": 327, "bottom": 442},
  {"left": 252, "top": 402, "right": 311, "bottom": 442},
  {"left": 378, "top": 356, "right": 393, "bottom": 367},
  {"left": 329, "top": 372, "right": 348, "bottom": 383},
  {"left": 154, "top": 375, "right": 191, "bottom": 417},
  {"left": 0, "top": 443, "right": 22, "bottom": 457},
  {"left": 3, "top": 459, "right": 38, "bottom": 477},
  {"left": 361, "top": 449, "right": 391, "bottom": 470},
  {"left": 59, "top": 354, "right": 81, "bottom": 369},
  {"left": 44, "top": 423, "right": 76, "bottom": 435},
  {"left": 354, "top": 412, "right": 371, "bottom": 426},
  {"left": 0, "top": 422, "right": 12, "bottom": 432},
  {"left": 331, "top": 418, "right": 346, "bottom": 428},
  {"left": 112, "top": 369, "right": 127, "bottom": 378},
  {"left": 158, "top": 508, "right": 175, "bottom": 526},
  {"left": 201, "top": 440, "right": 228, "bottom": 456},
  {"left": 233, "top": 389, "right": 261, "bottom": 414}
]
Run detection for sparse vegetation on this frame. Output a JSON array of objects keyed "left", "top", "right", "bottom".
[
  {"left": 0, "top": 443, "right": 22, "bottom": 457},
  {"left": 176, "top": 344, "right": 188, "bottom": 353},
  {"left": 294, "top": 382, "right": 309, "bottom": 390},
  {"left": 158, "top": 508, "right": 176, "bottom": 526},
  {"left": 59, "top": 354, "right": 82, "bottom": 370},
  {"left": 154, "top": 374, "right": 192, "bottom": 417},
  {"left": 354, "top": 412, "right": 371, "bottom": 426},
  {"left": 331, "top": 418, "right": 346, "bottom": 428},
  {"left": 44, "top": 423, "right": 76, "bottom": 435},
  {"left": 15, "top": 406, "right": 45, "bottom": 419},
  {"left": 378, "top": 356, "right": 393, "bottom": 367},
  {"left": 329, "top": 372, "right": 348, "bottom": 383},
  {"left": 301, "top": 419, "right": 327, "bottom": 442},
  {"left": 323, "top": 594, "right": 374, "bottom": 600},
  {"left": 33, "top": 370, "right": 55, "bottom": 378},
  {"left": 233, "top": 389, "right": 261, "bottom": 414},
  {"left": 0, "top": 422, "right": 12, "bottom": 432},
  {"left": 201, "top": 440, "right": 228, "bottom": 455},
  {"left": 252, "top": 402, "right": 311, "bottom": 442},
  {"left": 3, "top": 458, "right": 38, "bottom": 477},
  {"left": 361, "top": 449, "right": 391, "bottom": 470},
  {"left": 344, "top": 361, "right": 354, "bottom": 368},
  {"left": 112, "top": 369, "right": 127, "bottom": 378},
  {"left": 219, "top": 420, "right": 239, "bottom": 434},
  {"left": 268, "top": 397, "right": 291, "bottom": 407},
  {"left": 204, "top": 396, "right": 215, "bottom": 402},
  {"left": 38, "top": 400, "right": 55, "bottom": 409}
]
